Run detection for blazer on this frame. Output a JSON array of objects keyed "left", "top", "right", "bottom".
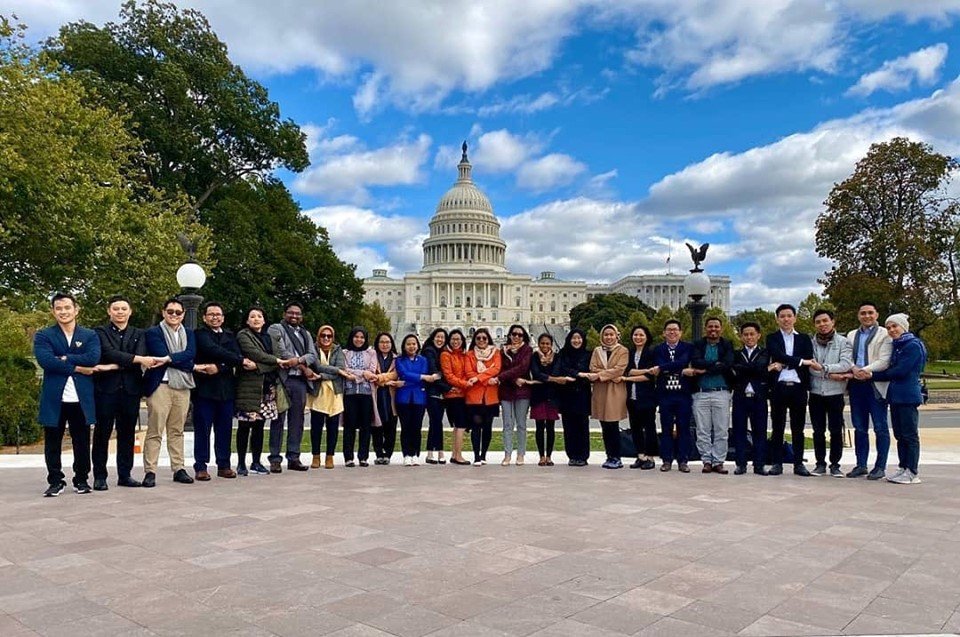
[
  {"left": 498, "top": 344, "right": 532, "bottom": 402},
  {"left": 690, "top": 338, "right": 735, "bottom": 392},
  {"left": 439, "top": 349, "right": 469, "bottom": 400},
  {"left": 194, "top": 326, "right": 244, "bottom": 401},
  {"left": 730, "top": 346, "right": 771, "bottom": 399},
  {"left": 464, "top": 348, "right": 502, "bottom": 406},
  {"left": 268, "top": 321, "right": 320, "bottom": 392},
  {"left": 653, "top": 341, "right": 694, "bottom": 394},
  {"left": 846, "top": 326, "right": 892, "bottom": 398},
  {"left": 143, "top": 325, "right": 196, "bottom": 397},
  {"left": 421, "top": 344, "right": 452, "bottom": 397},
  {"left": 765, "top": 330, "right": 813, "bottom": 390},
  {"left": 872, "top": 334, "right": 927, "bottom": 405},
  {"left": 34, "top": 324, "right": 101, "bottom": 426},
  {"left": 94, "top": 323, "right": 146, "bottom": 398},
  {"left": 624, "top": 346, "right": 657, "bottom": 408},
  {"left": 395, "top": 355, "right": 429, "bottom": 406}
]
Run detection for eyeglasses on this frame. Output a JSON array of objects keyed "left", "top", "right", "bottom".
[
  {"left": 165, "top": 309, "right": 184, "bottom": 316},
  {"left": 205, "top": 313, "right": 223, "bottom": 318},
  {"left": 510, "top": 332, "right": 524, "bottom": 337}
]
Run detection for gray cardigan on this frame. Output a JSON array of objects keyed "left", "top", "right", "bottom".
[
  {"left": 810, "top": 332, "right": 853, "bottom": 396},
  {"left": 313, "top": 345, "right": 346, "bottom": 395}
]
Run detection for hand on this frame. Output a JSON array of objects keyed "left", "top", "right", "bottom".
[
  {"left": 855, "top": 369, "right": 872, "bottom": 380},
  {"left": 242, "top": 358, "right": 257, "bottom": 371},
  {"left": 577, "top": 372, "right": 590, "bottom": 379},
  {"left": 391, "top": 380, "right": 405, "bottom": 387},
  {"left": 74, "top": 366, "right": 95, "bottom": 376},
  {"left": 612, "top": 376, "right": 623, "bottom": 384},
  {"left": 305, "top": 371, "right": 320, "bottom": 381},
  {"left": 554, "top": 377, "right": 569, "bottom": 384},
  {"left": 515, "top": 378, "right": 525, "bottom": 387},
  {"left": 466, "top": 377, "right": 478, "bottom": 387},
  {"left": 487, "top": 377, "right": 498, "bottom": 385},
  {"left": 807, "top": 360, "right": 824, "bottom": 372},
  {"left": 768, "top": 362, "right": 783, "bottom": 372},
  {"left": 566, "top": 376, "right": 577, "bottom": 383},
  {"left": 681, "top": 367, "right": 699, "bottom": 377},
  {"left": 648, "top": 366, "right": 660, "bottom": 376},
  {"left": 362, "top": 370, "right": 377, "bottom": 381}
]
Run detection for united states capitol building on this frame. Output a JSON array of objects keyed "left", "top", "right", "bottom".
[{"left": 363, "top": 144, "right": 730, "bottom": 341}]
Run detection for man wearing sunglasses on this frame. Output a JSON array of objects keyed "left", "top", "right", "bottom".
[{"left": 142, "top": 298, "right": 197, "bottom": 487}]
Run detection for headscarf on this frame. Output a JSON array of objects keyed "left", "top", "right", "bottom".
[
  {"left": 559, "top": 328, "right": 591, "bottom": 370},
  {"left": 344, "top": 326, "right": 369, "bottom": 352},
  {"left": 316, "top": 325, "right": 336, "bottom": 354}
]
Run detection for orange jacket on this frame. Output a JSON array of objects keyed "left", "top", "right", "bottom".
[
  {"left": 464, "top": 348, "right": 502, "bottom": 406},
  {"left": 440, "top": 348, "right": 469, "bottom": 400}
]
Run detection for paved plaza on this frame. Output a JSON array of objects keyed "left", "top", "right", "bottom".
[{"left": 2, "top": 447, "right": 960, "bottom": 637}]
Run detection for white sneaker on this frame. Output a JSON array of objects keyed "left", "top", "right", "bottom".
[
  {"left": 411, "top": 456, "right": 420, "bottom": 466},
  {"left": 887, "top": 467, "right": 906, "bottom": 482},
  {"left": 888, "top": 471, "right": 912, "bottom": 484},
  {"left": 908, "top": 470, "right": 922, "bottom": 484},
  {"left": 403, "top": 456, "right": 412, "bottom": 466}
]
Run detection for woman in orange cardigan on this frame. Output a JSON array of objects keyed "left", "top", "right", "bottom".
[
  {"left": 440, "top": 329, "right": 471, "bottom": 465},
  {"left": 464, "top": 328, "right": 501, "bottom": 465}
]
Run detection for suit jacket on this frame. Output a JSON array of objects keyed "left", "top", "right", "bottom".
[
  {"left": 34, "top": 324, "right": 101, "bottom": 426},
  {"left": 194, "top": 326, "right": 244, "bottom": 402},
  {"left": 268, "top": 321, "right": 319, "bottom": 393},
  {"left": 624, "top": 346, "right": 657, "bottom": 408},
  {"left": 846, "top": 326, "right": 892, "bottom": 398},
  {"left": 653, "top": 341, "right": 694, "bottom": 394},
  {"left": 765, "top": 330, "right": 813, "bottom": 390},
  {"left": 143, "top": 325, "right": 196, "bottom": 397},
  {"left": 730, "top": 345, "right": 771, "bottom": 399},
  {"left": 94, "top": 323, "right": 146, "bottom": 398},
  {"left": 690, "top": 338, "right": 735, "bottom": 391}
]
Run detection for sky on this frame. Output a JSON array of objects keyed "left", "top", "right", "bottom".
[{"left": 9, "top": 0, "right": 960, "bottom": 311}]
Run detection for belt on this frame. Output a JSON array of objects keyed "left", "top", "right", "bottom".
[
  {"left": 159, "top": 380, "right": 169, "bottom": 384},
  {"left": 779, "top": 381, "right": 798, "bottom": 386},
  {"left": 696, "top": 387, "right": 727, "bottom": 393},
  {"left": 744, "top": 391, "right": 756, "bottom": 398}
]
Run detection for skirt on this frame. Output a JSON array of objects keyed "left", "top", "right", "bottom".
[{"left": 530, "top": 400, "right": 559, "bottom": 421}]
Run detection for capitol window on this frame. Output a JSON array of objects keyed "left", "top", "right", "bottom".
[
  {"left": 440, "top": 296, "right": 446, "bottom": 307},
  {"left": 496, "top": 328, "right": 504, "bottom": 339}
]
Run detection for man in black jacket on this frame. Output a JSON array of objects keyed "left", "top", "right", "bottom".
[
  {"left": 92, "top": 296, "right": 158, "bottom": 490},
  {"left": 192, "top": 302, "right": 254, "bottom": 480},
  {"left": 730, "top": 322, "right": 769, "bottom": 475},
  {"left": 766, "top": 304, "right": 819, "bottom": 476},
  {"left": 690, "top": 316, "right": 735, "bottom": 474}
]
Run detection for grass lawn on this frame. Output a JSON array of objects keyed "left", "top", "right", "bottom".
[
  {"left": 927, "top": 379, "right": 960, "bottom": 390},
  {"left": 926, "top": 360, "right": 960, "bottom": 376}
]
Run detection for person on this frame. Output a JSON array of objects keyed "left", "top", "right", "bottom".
[
  {"left": 193, "top": 302, "right": 251, "bottom": 481},
  {"left": 371, "top": 332, "right": 400, "bottom": 464},
  {"left": 267, "top": 302, "right": 319, "bottom": 472},
  {"left": 652, "top": 319, "right": 695, "bottom": 473},
  {"left": 465, "top": 328, "right": 501, "bottom": 465},
  {"left": 235, "top": 306, "right": 293, "bottom": 476},
  {"left": 35, "top": 293, "right": 101, "bottom": 497},
  {"left": 527, "top": 333, "right": 563, "bottom": 467},
  {"left": 588, "top": 324, "right": 629, "bottom": 469},
  {"left": 844, "top": 302, "right": 892, "bottom": 480},
  {"left": 498, "top": 324, "right": 533, "bottom": 466},
  {"left": 857, "top": 314, "right": 927, "bottom": 484},
  {"left": 622, "top": 325, "right": 658, "bottom": 470},
  {"left": 556, "top": 329, "right": 592, "bottom": 466},
  {"left": 142, "top": 298, "right": 196, "bottom": 487},
  {"left": 808, "top": 309, "right": 853, "bottom": 477},
  {"left": 690, "top": 316, "right": 734, "bottom": 474},
  {"left": 311, "top": 325, "right": 347, "bottom": 469},
  {"left": 730, "top": 322, "right": 770, "bottom": 475},
  {"left": 341, "top": 327, "right": 379, "bottom": 467},
  {"left": 92, "top": 295, "right": 154, "bottom": 489},
  {"left": 766, "top": 303, "right": 816, "bottom": 477},
  {"left": 439, "top": 329, "right": 471, "bottom": 465},
  {"left": 395, "top": 334, "right": 440, "bottom": 465},
  {"left": 421, "top": 328, "right": 450, "bottom": 464}
]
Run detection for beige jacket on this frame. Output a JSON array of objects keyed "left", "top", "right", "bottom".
[
  {"left": 589, "top": 345, "right": 629, "bottom": 421},
  {"left": 846, "top": 326, "right": 892, "bottom": 398}
]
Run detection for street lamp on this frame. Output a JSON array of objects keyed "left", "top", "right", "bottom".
[
  {"left": 176, "top": 261, "right": 206, "bottom": 330},
  {"left": 683, "top": 248, "right": 710, "bottom": 342}
]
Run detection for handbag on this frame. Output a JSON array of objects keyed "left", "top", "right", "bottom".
[{"left": 275, "top": 380, "right": 291, "bottom": 414}]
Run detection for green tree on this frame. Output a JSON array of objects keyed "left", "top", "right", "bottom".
[
  {"left": 816, "top": 137, "right": 959, "bottom": 334},
  {"left": 585, "top": 327, "right": 601, "bottom": 350},
  {"left": 46, "top": 0, "right": 308, "bottom": 208},
  {"left": 569, "top": 293, "right": 655, "bottom": 334},
  {"left": 357, "top": 301, "right": 392, "bottom": 336},
  {"left": 731, "top": 308, "right": 777, "bottom": 339},
  {"left": 796, "top": 292, "right": 835, "bottom": 335},
  {"left": 0, "top": 306, "right": 46, "bottom": 446}
]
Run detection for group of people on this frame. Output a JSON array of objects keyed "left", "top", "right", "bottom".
[{"left": 34, "top": 294, "right": 927, "bottom": 497}]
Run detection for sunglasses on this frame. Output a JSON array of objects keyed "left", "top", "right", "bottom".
[
  {"left": 165, "top": 309, "right": 184, "bottom": 316},
  {"left": 510, "top": 332, "right": 524, "bottom": 337},
  {"left": 319, "top": 333, "right": 333, "bottom": 339}
]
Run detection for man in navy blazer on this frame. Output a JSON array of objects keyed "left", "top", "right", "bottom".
[
  {"left": 34, "top": 293, "right": 101, "bottom": 497},
  {"left": 766, "top": 303, "right": 818, "bottom": 476},
  {"left": 651, "top": 319, "right": 696, "bottom": 472}
]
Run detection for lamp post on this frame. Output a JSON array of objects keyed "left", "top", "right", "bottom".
[
  {"left": 175, "top": 261, "right": 206, "bottom": 330},
  {"left": 684, "top": 266, "right": 710, "bottom": 341}
]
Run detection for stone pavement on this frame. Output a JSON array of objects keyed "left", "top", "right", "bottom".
[{"left": 2, "top": 457, "right": 960, "bottom": 636}]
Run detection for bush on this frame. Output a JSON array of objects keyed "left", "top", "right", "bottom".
[{"left": 0, "top": 307, "right": 47, "bottom": 446}]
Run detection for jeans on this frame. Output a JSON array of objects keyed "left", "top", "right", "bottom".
[
  {"left": 269, "top": 376, "right": 307, "bottom": 463},
  {"left": 890, "top": 403, "right": 920, "bottom": 474},
  {"left": 693, "top": 390, "right": 730, "bottom": 465},
  {"left": 848, "top": 381, "right": 889, "bottom": 470},
  {"left": 93, "top": 392, "right": 140, "bottom": 480},
  {"left": 192, "top": 396, "right": 234, "bottom": 471},
  {"left": 501, "top": 399, "right": 530, "bottom": 455},
  {"left": 44, "top": 402, "right": 90, "bottom": 486},
  {"left": 809, "top": 393, "right": 844, "bottom": 468},
  {"left": 659, "top": 392, "right": 692, "bottom": 463},
  {"left": 731, "top": 392, "right": 767, "bottom": 468},
  {"left": 310, "top": 412, "right": 340, "bottom": 456}
]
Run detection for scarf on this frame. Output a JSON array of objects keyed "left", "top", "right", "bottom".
[
  {"left": 474, "top": 344, "right": 496, "bottom": 373},
  {"left": 815, "top": 330, "right": 836, "bottom": 347},
  {"left": 378, "top": 351, "right": 395, "bottom": 373},
  {"left": 537, "top": 348, "right": 554, "bottom": 367},
  {"left": 159, "top": 322, "right": 195, "bottom": 390}
]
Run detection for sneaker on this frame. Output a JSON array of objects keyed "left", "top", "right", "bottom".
[
  {"left": 601, "top": 458, "right": 620, "bottom": 469},
  {"left": 474, "top": 459, "right": 483, "bottom": 466},
  {"left": 43, "top": 481, "right": 66, "bottom": 497},
  {"left": 250, "top": 462, "right": 270, "bottom": 475},
  {"left": 812, "top": 463, "right": 827, "bottom": 476},
  {"left": 345, "top": 460, "right": 356, "bottom": 468},
  {"left": 846, "top": 466, "right": 869, "bottom": 478},
  {"left": 74, "top": 482, "right": 93, "bottom": 494},
  {"left": 236, "top": 466, "right": 249, "bottom": 476},
  {"left": 411, "top": 456, "right": 420, "bottom": 466},
  {"left": 501, "top": 456, "right": 511, "bottom": 466},
  {"left": 829, "top": 466, "right": 844, "bottom": 478},
  {"left": 480, "top": 459, "right": 487, "bottom": 465},
  {"left": 909, "top": 471, "right": 922, "bottom": 484},
  {"left": 888, "top": 467, "right": 907, "bottom": 481},
  {"left": 867, "top": 467, "right": 885, "bottom": 481},
  {"left": 630, "top": 458, "right": 644, "bottom": 469},
  {"left": 403, "top": 456, "right": 413, "bottom": 466},
  {"left": 888, "top": 471, "right": 913, "bottom": 484}
]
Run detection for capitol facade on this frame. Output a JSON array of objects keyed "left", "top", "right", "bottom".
[{"left": 363, "top": 144, "right": 730, "bottom": 341}]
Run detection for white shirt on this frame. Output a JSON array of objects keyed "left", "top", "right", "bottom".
[
  {"left": 744, "top": 346, "right": 756, "bottom": 395},
  {"left": 60, "top": 329, "right": 79, "bottom": 403},
  {"left": 778, "top": 330, "right": 802, "bottom": 384}
]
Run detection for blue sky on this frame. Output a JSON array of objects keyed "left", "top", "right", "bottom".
[{"left": 11, "top": 1, "right": 960, "bottom": 310}]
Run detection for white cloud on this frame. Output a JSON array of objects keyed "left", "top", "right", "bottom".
[
  {"left": 847, "top": 43, "right": 949, "bottom": 97},
  {"left": 476, "top": 92, "right": 561, "bottom": 117},
  {"left": 472, "top": 129, "right": 541, "bottom": 173},
  {"left": 516, "top": 153, "right": 588, "bottom": 192}
]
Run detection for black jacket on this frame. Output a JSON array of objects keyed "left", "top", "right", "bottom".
[
  {"left": 690, "top": 338, "right": 735, "bottom": 391},
  {"left": 194, "top": 326, "right": 244, "bottom": 401},
  {"left": 529, "top": 352, "right": 559, "bottom": 408},
  {"left": 624, "top": 346, "right": 657, "bottom": 408},
  {"left": 94, "top": 323, "right": 146, "bottom": 397},
  {"left": 730, "top": 345, "right": 771, "bottom": 398},
  {"left": 766, "top": 330, "right": 813, "bottom": 390}
]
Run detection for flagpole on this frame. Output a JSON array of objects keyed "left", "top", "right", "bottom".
[{"left": 666, "top": 240, "right": 672, "bottom": 275}]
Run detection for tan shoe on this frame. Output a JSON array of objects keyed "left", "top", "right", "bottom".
[
  {"left": 311, "top": 455, "right": 322, "bottom": 469},
  {"left": 501, "top": 455, "right": 512, "bottom": 466},
  {"left": 515, "top": 455, "right": 524, "bottom": 466},
  {"left": 324, "top": 454, "right": 335, "bottom": 469}
]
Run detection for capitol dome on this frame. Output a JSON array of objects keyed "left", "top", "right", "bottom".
[{"left": 422, "top": 142, "right": 507, "bottom": 272}]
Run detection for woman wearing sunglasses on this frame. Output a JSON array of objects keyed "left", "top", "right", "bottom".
[
  {"left": 465, "top": 328, "right": 501, "bottom": 465},
  {"left": 498, "top": 324, "right": 532, "bottom": 466}
]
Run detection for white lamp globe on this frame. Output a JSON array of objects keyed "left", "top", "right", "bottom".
[
  {"left": 176, "top": 262, "right": 206, "bottom": 290},
  {"left": 684, "top": 271, "right": 710, "bottom": 300}
]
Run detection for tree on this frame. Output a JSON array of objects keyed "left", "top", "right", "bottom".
[
  {"left": 46, "top": 0, "right": 308, "bottom": 209},
  {"left": 357, "top": 301, "right": 392, "bottom": 336},
  {"left": 731, "top": 308, "right": 777, "bottom": 339},
  {"left": 796, "top": 292, "right": 835, "bottom": 335},
  {"left": 0, "top": 306, "right": 46, "bottom": 446},
  {"left": 816, "top": 137, "right": 958, "bottom": 334},
  {"left": 569, "top": 293, "right": 655, "bottom": 335}
]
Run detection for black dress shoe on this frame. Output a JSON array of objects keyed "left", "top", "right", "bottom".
[
  {"left": 660, "top": 462, "right": 672, "bottom": 472},
  {"left": 173, "top": 468, "right": 194, "bottom": 484},
  {"left": 768, "top": 463, "right": 783, "bottom": 476},
  {"left": 117, "top": 476, "right": 142, "bottom": 488},
  {"left": 793, "top": 464, "right": 813, "bottom": 477},
  {"left": 753, "top": 466, "right": 769, "bottom": 476},
  {"left": 270, "top": 462, "right": 283, "bottom": 473},
  {"left": 93, "top": 478, "right": 109, "bottom": 491},
  {"left": 734, "top": 465, "right": 747, "bottom": 475},
  {"left": 678, "top": 463, "right": 690, "bottom": 473},
  {"left": 142, "top": 472, "right": 156, "bottom": 488},
  {"left": 287, "top": 460, "right": 309, "bottom": 471},
  {"left": 641, "top": 458, "right": 656, "bottom": 470}
]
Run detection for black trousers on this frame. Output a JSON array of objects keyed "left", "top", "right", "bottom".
[
  {"left": 372, "top": 413, "right": 398, "bottom": 459},
  {"left": 311, "top": 412, "right": 340, "bottom": 456},
  {"left": 732, "top": 393, "right": 767, "bottom": 468},
  {"left": 809, "top": 393, "right": 845, "bottom": 467},
  {"left": 562, "top": 411, "right": 590, "bottom": 462},
  {"left": 535, "top": 419, "right": 555, "bottom": 457},
  {"left": 45, "top": 402, "right": 90, "bottom": 486},
  {"left": 93, "top": 392, "right": 140, "bottom": 480},
  {"left": 627, "top": 401, "right": 658, "bottom": 457},
  {"left": 600, "top": 421, "right": 621, "bottom": 460},
  {"left": 396, "top": 402, "right": 425, "bottom": 457},
  {"left": 770, "top": 383, "right": 807, "bottom": 465},
  {"left": 237, "top": 419, "right": 265, "bottom": 465},
  {"left": 426, "top": 398, "right": 445, "bottom": 451},
  {"left": 342, "top": 394, "right": 372, "bottom": 461},
  {"left": 468, "top": 404, "right": 496, "bottom": 461}
]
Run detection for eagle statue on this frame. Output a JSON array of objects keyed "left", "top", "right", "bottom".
[{"left": 685, "top": 242, "right": 709, "bottom": 272}]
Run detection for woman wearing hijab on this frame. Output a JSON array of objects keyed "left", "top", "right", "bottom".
[
  {"left": 311, "top": 325, "right": 348, "bottom": 469},
  {"left": 235, "top": 306, "right": 295, "bottom": 476},
  {"left": 422, "top": 328, "right": 450, "bottom": 464},
  {"left": 556, "top": 328, "right": 592, "bottom": 466},
  {"left": 498, "top": 324, "right": 533, "bottom": 466},
  {"left": 371, "top": 332, "right": 400, "bottom": 464},
  {"left": 395, "top": 334, "right": 440, "bottom": 466},
  {"left": 526, "top": 333, "right": 564, "bottom": 466},
  {"left": 857, "top": 313, "right": 927, "bottom": 484},
  {"left": 341, "top": 327, "right": 379, "bottom": 467},
  {"left": 588, "top": 325, "right": 629, "bottom": 469},
  {"left": 622, "top": 325, "right": 659, "bottom": 470},
  {"left": 465, "top": 328, "right": 501, "bottom": 465},
  {"left": 440, "top": 329, "right": 471, "bottom": 465}
]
